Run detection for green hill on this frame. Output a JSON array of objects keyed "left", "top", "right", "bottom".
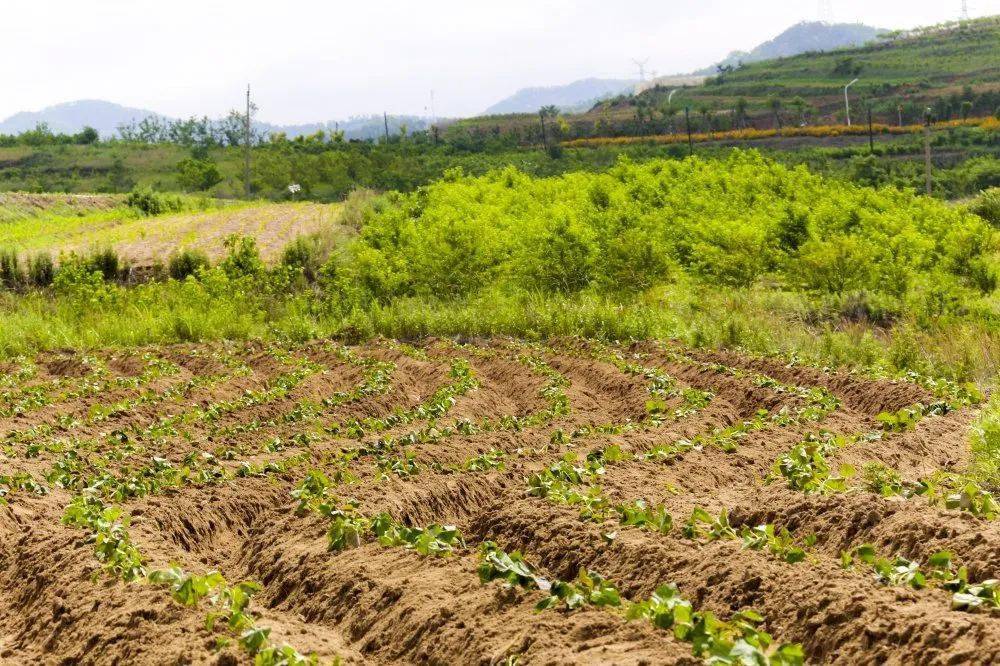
[{"left": 612, "top": 16, "right": 1000, "bottom": 128}]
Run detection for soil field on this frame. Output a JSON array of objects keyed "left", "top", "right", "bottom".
[{"left": 0, "top": 337, "right": 996, "bottom": 665}]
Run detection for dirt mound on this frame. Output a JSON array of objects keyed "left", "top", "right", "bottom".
[{"left": 0, "top": 338, "right": 994, "bottom": 664}]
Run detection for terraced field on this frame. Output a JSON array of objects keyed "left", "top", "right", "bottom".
[{"left": 0, "top": 337, "right": 995, "bottom": 665}]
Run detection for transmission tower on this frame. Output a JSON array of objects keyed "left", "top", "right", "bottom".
[
  {"left": 961, "top": 0, "right": 970, "bottom": 20},
  {"left": 632, "top": 58, "right": 650, "bottom": 82}
]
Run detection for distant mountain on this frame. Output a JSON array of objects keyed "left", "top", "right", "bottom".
[
  {"left": 0, "top": 100, "right": 433, "bottom": 141},
  {"left": 698, "top": 22, "right": 886, "bottom": 74},
  {"left": 482, "top": 78, "right": 637, "bottom": 116},
  {"left": 0, "top": 100, "right": 165, "bottom": 137}
]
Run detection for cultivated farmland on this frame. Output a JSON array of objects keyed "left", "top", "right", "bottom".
[
  {"left": 0, "top": 336, "right": 995, "bottom": 664},
  {"left": 0, "top": 200, "right": 344, "bottom": 268}
]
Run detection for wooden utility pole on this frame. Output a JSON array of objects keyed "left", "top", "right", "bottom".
[
  {"left": 685, "top": 107, "right": 693, "bottom": 156},
  {"left": 923, "top": 111, "right": 933, "bottom": 195},
  {"left": 867, "top": 106, "right": 874, "bottom": 154},
  {"left": 244, "top": 85, "right": 252, "bottom": 198}
]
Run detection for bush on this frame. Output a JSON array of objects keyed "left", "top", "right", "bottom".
[
  {"left": 970, "top": 188, "right": 1000, "bottom": 227},
  {"left": 0, "top": 248, "right": 24, "bottom": 289},
  {"left": 220, "top": 235, "right": 264, "bottom": 280},
  {"left": 176, "top": 158, "right": 223, "bottom": 192},
  {"left": 337, "top": 152, "right": 996, "bottom": 303},
  {"left": 168, "top": 248, "right": 211, "bottom": 280},
  {"left": 27, "top": 253, "right": 55, "bottom": 287},
  {"left": 339, "top": 188, "right": 379, "bottom": 230},
  {"left": 125, "top": 188, "right": 184, "bottom": 216},
  {"left": 281, "top": 236, "right": 325, "bottom": 282},
  {"left": 85, "top": 247, "right": 124, "bottom": 282}
]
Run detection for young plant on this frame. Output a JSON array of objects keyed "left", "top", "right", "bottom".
[
  {"left": 477, "top": 541, "right": 550, "bottom": 590},
  {"left": 535, "top": 568, "right": 622, "bottom": 611}
]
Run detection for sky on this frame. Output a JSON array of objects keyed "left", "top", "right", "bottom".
[{"left": 1, "top": 0, "right": 998, "bottom": 124}]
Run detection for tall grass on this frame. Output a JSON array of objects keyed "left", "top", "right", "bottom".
[{"left": 0, "top": 275, "right": 994, "bottom": 389}]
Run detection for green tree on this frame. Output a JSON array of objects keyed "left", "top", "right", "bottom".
[
  {"left": 176, "top": 158, "right": 222, "bottom": 191},
  {"left": 75, "top": 126, "right": 100, "bottom": 144}
]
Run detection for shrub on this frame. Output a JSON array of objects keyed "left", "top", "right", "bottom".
[
  {"left": 281, "top": 236, "right": 325, "bottom": 282},
  {"left": 220, "top": 235, "right": 264, "bottom": 280},
  {"left": 970, "top": 188, "right": 1000, "bottom": 227},
  {"left": 790, "top": 236, "right": 876, "bottom": 294},
  {"left": 125, "top": 188, "right": 184, "bottom": 216},
  {"left": 338, "top": 152, "right": 996, "bottom": 303},
  {"left": 339, "top": 188, "right": 379, "bottom": 230},
  {"left": 167, "top": 248, "right": 211, "bottom": 281},
  {"left": 85, "top": 247, "right": 124, "bottom": 282},
  {"left": 0, "top": 248, "right": 24, "bottom": 289},
  {"left": 27, "top": 252, "right": 55, "bottom": 287}
]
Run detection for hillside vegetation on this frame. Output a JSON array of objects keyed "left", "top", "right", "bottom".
[
  {"left": 607, "top": 16, "right": 1000, "bottom": 128},
  {"left": 2, "top": 151, "right": 998, "bottom": 386}
]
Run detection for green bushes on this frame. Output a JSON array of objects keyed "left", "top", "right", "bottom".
[
  {"left": 84, "top": 247, "right": 125, "bottom": 282},
  {"left": 281, "top": 236, "right": 326, "bottom": 282},
  {"left": 125, "top": 188, "right": 184, "bottom": 216},
  {"left": 970, "top": 188, "right": 1000, "bottom": 227},
  {"left": 176, "top": 158, "right": 223, "bottom": 192},
  {"left": 27, "top": 253, "right": 55, "bottom": 287},
  {"left": 0, "top": 251, "right": 57, "bottom": 290},
  {"left": 331, "top": 152, "right": 996, "bottom": 306},
  {"left": 0, "top": 249, "right": 23, "bottom": 289},
  {"left": 168, "top": 249, "right": 211, "bottom": 280}
]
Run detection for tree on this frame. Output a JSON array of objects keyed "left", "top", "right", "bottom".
[
  {"left": 790, "top": 97, "right": 808, "bottom": 126},
  {"left": 768, "top": 96, "right": 783, "bottom": 133},
  {"left": 961, "top": 100, "right": 974, "bottom": 121},
  {"left": 538, "top": 105, "right": 558, "bottom": 149},
  {"left": 734, "top": 98, "right": 749, "bottom": 129},
  {"left": 176, "top": 158, "right": 222, "bottom": 191},
  {"left": 75, "top": 126, "right": 99, "bottom": 144},
  {"left": 698, "top": 106, "right": 712, "bottom": 133},
  {"left": 662, "top": 105, "right": 680, "bottom": 133}
]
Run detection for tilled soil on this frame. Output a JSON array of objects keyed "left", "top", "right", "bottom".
[{"left": 0, "top": 337, "right": 996, "bottom": 665}]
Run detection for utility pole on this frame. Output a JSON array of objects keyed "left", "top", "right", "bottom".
[
  {"left": 685, "top": 106, "right": 693, "bottom": 157},
  {"left": 383, "top": 112, "right": 390, "bottom": 144},
  {"left": 867, "top": 106, "right": 874, "bottom": 154},
  {"left": 844, "top": 78, "right": 859, "bottom": 126},
  {"left": 923, "top": 109, "right": 933, "bottom": 195},
  {"left": 244, "top": 84, "right": 251, "bottom": 199}
]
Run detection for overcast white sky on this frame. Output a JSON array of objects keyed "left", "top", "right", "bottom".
[{"left": 1, "top": 0, "right": 997, "bottom": 124}]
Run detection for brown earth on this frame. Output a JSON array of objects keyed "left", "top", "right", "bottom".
[{"left": 0, "top": 337, "right": 996, "bottom": 665}]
